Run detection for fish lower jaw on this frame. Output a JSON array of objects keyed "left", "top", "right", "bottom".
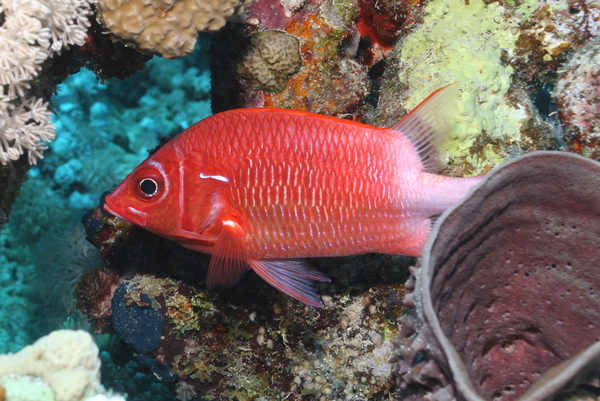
[{"left": 125, "top": 206, "right": 147, "bottom": 224}]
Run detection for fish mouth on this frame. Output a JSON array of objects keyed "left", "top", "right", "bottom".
[
  {"left": 101, "top": 202, "right": 119, "bottom": 219},
  {"left": 102, "top": 196, "right": 147, "bottom": 226},
  {"left": 100, "top": 190, "right": 116, "bottom": 217}
]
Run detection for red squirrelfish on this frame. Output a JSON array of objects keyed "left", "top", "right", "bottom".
[{"left": 103, "top": 84, "right": 483, "bottom": 307}]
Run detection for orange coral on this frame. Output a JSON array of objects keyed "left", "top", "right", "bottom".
[{"left": 264, "top": 15, "right": 370, "bottom": 118}]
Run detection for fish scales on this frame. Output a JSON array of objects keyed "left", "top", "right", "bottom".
[
  {"left": 178, "top": 110, "right": 415, "bottom": 258},
  {"left": 103, "top": 85, "right": 484, "bottom": 306}
]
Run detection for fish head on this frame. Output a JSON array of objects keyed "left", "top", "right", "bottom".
[{"left": 103, "top": 145, "right": 182, "bottom": 235}]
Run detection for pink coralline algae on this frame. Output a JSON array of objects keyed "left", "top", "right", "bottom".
[
  {"left": 393, "top": 151, "right": 600, "bottom": 401},
  {"left": 555, "top": 37, "right": 600, "bottom": 157}
]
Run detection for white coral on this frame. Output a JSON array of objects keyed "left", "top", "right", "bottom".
[{"left": 0, "top": 0, "right": 92, "bottom": 165}]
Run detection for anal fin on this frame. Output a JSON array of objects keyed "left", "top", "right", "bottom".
[{"left": 249, "top": 259, "right": 331, "bottom": 307}]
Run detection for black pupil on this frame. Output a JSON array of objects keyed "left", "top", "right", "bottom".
[{"left": 140, "top": 179, "right": 157, "bottom": 196}]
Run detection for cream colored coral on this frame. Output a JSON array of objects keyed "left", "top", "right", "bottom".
[
  {"left": 96, "top": 0, "right": 252, "bottom": 59},
  {"left": 0, "top": 0, "right": 92, "bottom": 165},
  {"left": 238, "top": 31, "right": 302, "bottom": 93},
  {"left": 0, "top": 330, "right": 102, "bottom": 401}
]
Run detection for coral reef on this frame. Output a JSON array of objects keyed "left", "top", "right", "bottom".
[
  {"left": 555, "top": 37, "right": 600, "bottom": 158},
  {"left": 1, "top": 0, "right": 599, "bottom": 399},
  {"left": 0, "top": 330, "right": 125, "bottom": 401},
  {"left": 210, "top": 0, "right": 404, "bottom": 116},
  {"left": 95, "top": 0, "right": 252, "bottom": 58},
  {"left": 0, "top": 39, "right": 211, "bottom": 373},
  {"left": 0, "top": 0, "right": 91, "bottom": 165},
  {"left": 394, "top": 151, "right": 600, "bottom": 400},
  {"left": 375, "top": 0, "right": 600, "bottom": 175},
  {"left": 210, "top": 0, "right": 599, "bottom": 177},
  {"left": 78, "top": 207, "right": 410, "bottom": 399}
]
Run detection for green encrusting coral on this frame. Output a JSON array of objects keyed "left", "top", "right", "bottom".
[{"left": 378, "top": 0, "right": 539, "bottom": 170}]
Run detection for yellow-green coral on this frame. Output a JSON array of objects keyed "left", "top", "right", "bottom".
[
  {"left": 381, "top": 0, "right": 539, "bottom": 170},
  {"left": 130, "top": 276, "right": 216, "bottom": 335},
  {"left": 166, "top": 293, "right": 215, "bottom": 334}
]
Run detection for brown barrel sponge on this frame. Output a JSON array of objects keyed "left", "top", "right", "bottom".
[{"left": 395, "top": 151, "right": 600, "bottom": 401}]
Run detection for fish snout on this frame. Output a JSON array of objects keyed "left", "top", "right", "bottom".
[{"left": 100, "top": 190, "right": 116, "bottom": 217}]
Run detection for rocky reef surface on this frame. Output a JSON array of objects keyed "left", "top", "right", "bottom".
[{"left": 1, "top": 0, "right": 600, "bottom": 400}]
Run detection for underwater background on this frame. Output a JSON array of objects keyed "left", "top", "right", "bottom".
[
  {"left": 0, "top": 36, "right": 212, "bottom": 400},
  {"left": 1, "top": 0, "right": 600, "bottom": 400}
]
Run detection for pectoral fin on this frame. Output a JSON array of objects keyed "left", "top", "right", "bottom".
[
  {"left": 205, "top": 213, "right": 330, "bottom": 307},
  {"left": 249, "top": 259, "right": 331, "bottom": 307},
  {"left": 206, "top": 217, "right": 250, "bottom": 289}
]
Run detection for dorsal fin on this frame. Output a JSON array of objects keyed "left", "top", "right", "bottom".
[{"left": 390, "top": 83, "right": 460, "bottom": 172}]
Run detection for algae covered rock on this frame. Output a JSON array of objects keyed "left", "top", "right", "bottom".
[
  {"left": 555, "top": 37, "right": 600, "bottom": 158},
  {"left": 79, "top": 208, "right": 410, "bottom": 400},
  {"left": 374, "top": 0, "right": 594, "bottom": 175}
]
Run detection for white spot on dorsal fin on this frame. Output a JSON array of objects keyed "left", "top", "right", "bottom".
[
  {"left": 390, "top": 83, "right": 460, "bottom": 172},
  {"left": 199, "top": 172, "right": 230, "bottom": 183}
]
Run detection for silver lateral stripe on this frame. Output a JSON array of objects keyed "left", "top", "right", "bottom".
[{"left": 199, "top": 172, "right": 230, "bottom": 183}]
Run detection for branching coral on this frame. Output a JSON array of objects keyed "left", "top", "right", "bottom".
[{"left": 0, "top": 0, "right": 91, "bottom": 165}]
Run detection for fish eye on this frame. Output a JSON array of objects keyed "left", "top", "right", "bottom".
[
  {"left": 139, "top": 178, "right": 159, "bottom": 197},
  {"left": 132, "top": 166, "right": 165, "bottom": 201}
]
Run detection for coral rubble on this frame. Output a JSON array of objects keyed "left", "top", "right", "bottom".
[{"left": 394, "top": 151, "right": 600, "bottom": 400}]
